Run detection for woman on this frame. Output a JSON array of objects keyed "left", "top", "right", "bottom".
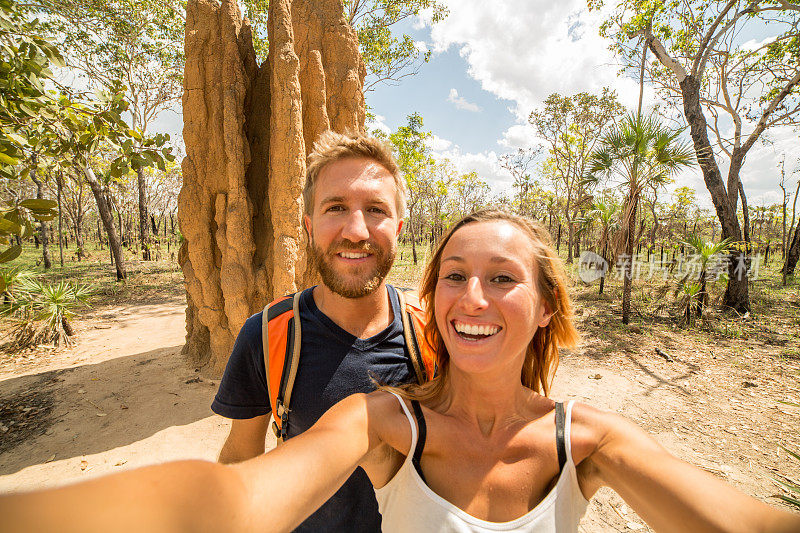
[{"left": 1, "top": 210, "right": 797, "bottom": 533}]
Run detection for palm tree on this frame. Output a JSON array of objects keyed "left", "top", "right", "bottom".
[
  {"left": 588, "top": 200, "right": 619, "bottom": 295},
  {"left": 589, "top": 113, "right": 695, "bottom": 324},
  {"left": 683, "top": 234, "right": 731, "bottom": 319}
]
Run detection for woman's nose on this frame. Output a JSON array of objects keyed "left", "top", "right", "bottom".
[{"left": 460, "top": 276, "right": 488, "bottom": 309}]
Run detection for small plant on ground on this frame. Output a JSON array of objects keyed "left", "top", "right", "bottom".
[
  {"left": 675, "top": 281, "right": 701, "bottom": 326},
  {"left": 3, "top": 279, "right": 92, "bottom": 348},
  {"left": 0, "top": 267, "right": 34, "bottom": 304}
]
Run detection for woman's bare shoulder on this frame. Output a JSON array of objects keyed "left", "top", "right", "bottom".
[
  {"left": 566, "top": 401, "right": 624, "bottom": 464},
  {"left": 361, "top": 390, "right": 416, "bottom": 461}
]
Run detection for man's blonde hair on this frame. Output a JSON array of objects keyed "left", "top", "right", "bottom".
[{"left": 304, "top": 130, "right": 407, "bottom": 218}]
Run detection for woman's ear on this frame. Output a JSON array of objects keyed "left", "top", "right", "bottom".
[{"left": 537, "top": 300, "right": 553, "bottom": 328}]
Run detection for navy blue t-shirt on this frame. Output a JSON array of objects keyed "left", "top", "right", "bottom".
[{"left": 212, "top": 284, "right": 417, "bottom": 532}]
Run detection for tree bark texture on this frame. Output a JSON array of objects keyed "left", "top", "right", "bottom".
[
  {"left": 30, "top": 173, "right": 52, "bottom": 270},
  {"left": 784, "top": 219, "right": 800, "bottom": 276},
  {"left": 678, "top": 75, "right": 750, "bottom": 313},
  {"left": 83, "top": 166, "right": 126, "bottom": 280},
  {"left": 57, "top": 172, "right": 64, "bottom": 266},
  {"left": 136, "top": 166, "right": 151, "bottom": 260},
  {"left": 179, "top": 0, "right": 365, "bottom": 376}
]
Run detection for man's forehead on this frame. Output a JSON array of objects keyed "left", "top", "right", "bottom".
[{"left": 315, "top": 159, "right": 396, "bottom": 197}]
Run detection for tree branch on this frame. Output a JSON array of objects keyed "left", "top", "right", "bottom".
[
  {"left": 691, "top": 0, "right": 738, "bottom": 77},
  {"left": 741, "top": 68, "right": 800, "bottom": 155},
  {"left": 646, "top": 31, "right": 688, "bottom": 83}
]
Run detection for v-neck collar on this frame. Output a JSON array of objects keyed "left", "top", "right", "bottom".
[{"left": 303, "top": 285, "right": 403, "bottom": 350}]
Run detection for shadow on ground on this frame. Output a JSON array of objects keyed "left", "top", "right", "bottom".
[{"left": 0, "top": 344, "right": 216, "bottom": 475}]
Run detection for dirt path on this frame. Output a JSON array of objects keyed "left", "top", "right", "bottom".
[{"left": 1, "top": 299, "right": 797, "bottom": 531}]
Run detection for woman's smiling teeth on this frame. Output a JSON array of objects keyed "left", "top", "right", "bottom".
[{"left": 452, "top": 320, "right": 501, "bottom": 340}]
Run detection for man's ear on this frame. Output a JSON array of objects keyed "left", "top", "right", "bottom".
[
  {"left": 303, "top": 214, "right": 312, "bottom": 240},
  {"left": 396, "top": 218, "right": 404, "bottom": 236}
]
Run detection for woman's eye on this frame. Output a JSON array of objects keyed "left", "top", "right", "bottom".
[
  {"left": 492, "top": 275, "right": 515, "bottom": 283},
  {"left": 443, "top": 273, "right": 465, "bottom": 282}
]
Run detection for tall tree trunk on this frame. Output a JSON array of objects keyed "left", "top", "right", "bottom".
[
  {"left": 83, "top": 166, "right": 126, "bottom": 280},
  {"left": 137, "top": 166, "right": 151, "bottom": 261},
  {"left": 784, "top": 219, "right": 800, "bottom": 277},
  {"left": 30, "top": 171, "right": 52, "bottom": 270},
  {"left": 566, "top": 219, "right": 574, "bottom": 264},
  {"left": 678, "top": 74, "right": 750, "bottom": 313},
  {"left": 739, "top": 182, "right": 751, "bottom": 244},
  {"left": 622, "top": 198, "right": 638, "bottom": 324},
  {"left": 57, "top": 172, "right": 64, "bottom": 266}
]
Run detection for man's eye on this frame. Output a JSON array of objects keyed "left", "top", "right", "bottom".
[
  {"left": 369, "top": 207, "right": 387, "bottom": 215},
  {"left": 326, "top": 205, "right": 344, "bottom": 212}
]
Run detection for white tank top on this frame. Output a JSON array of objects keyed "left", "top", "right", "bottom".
[{"left": 375, "top": 393, "right": 589, "bottom": 532}]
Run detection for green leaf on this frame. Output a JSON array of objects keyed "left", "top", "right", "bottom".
[
  {"left": 0, "top": 244, "right": 22, "bottom": 263},
  {"left": 30, "top": 211, "right": 57, "bottom": 222},
  {"left": 0, "top": 151, "right": 19, "bottom": 166},
  {"left": 19, "top": 199, "right": 57, "bottom": 210},
  {"left": 0, "top": 217, "right": 22, "bottom": 235}
]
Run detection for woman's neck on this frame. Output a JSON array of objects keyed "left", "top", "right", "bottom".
[{"left": 441, "top": 364, "right": 542, "bottom": 437}]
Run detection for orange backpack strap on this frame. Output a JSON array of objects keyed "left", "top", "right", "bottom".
[
  {"left": 262, "top": 291, "right": 302, "bottom": 444},
  {"left": 396, "top": 288, "right": 437, "bottom": 382}
]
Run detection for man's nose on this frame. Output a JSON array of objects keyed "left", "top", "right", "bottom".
[
  {"left": 341, "top": 210, "right": 370, "bottom": 242},
  {"left": 461, "top": 276, "right": 488, "bottom": 309}
]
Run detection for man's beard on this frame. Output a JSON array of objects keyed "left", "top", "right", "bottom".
[{"left": 310, "top": 238, "right": 396, "bottom": 298}]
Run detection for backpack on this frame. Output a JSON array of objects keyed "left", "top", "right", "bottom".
[{"left": 262, "top": 287, "right": 436, "bottom": 443}]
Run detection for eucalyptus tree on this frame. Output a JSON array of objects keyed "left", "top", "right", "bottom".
[
  {"left": 343, "top": 0, "right": 448, "bottom": 90},
  {"left": 499, "top": 147, "right": 540, "bottom": 216},
  {"left": 389, "top": 112, "right": 434, "bottom": 264},
  {"left": 0, "top": 0, "right": 62, "bottom": 265},
  {"left": 35, "top": 0, "right": 185, "bottom": 261},
  {"left": 593, "top": 0, "right": 800, "bottom": 313},
  {"left": 530, "top": 89, "right": 623, "bottom": 263},
  {"left": 589, "top": 113, "right": 695, "bottom": 324}
]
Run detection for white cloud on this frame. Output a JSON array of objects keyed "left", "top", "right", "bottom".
[
  {"left": 429, "top": 0, "right": 650, "bottom": 119},
  {"left": 428, "top": 135, "right": 453, "bottom": 151},
  {"left": 447, "top": 88, "right": 482, "bottom": 112},
  {"left": 499, "top": 123, "right": 543, "bottom": 150},
  {"left": 428, "top": 137, "right": 514, "bottom": 193},
  {"left": 414, "top": 40, "right": 430, "bottom": 54}
]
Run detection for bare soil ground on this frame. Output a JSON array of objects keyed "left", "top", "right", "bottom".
[{"left": 1, "top": 254, "right": 799, "bottom": 531}]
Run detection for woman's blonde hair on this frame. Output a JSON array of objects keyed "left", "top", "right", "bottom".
[{"left": 386, "top": 210, "right": 579, "bottom": 403}]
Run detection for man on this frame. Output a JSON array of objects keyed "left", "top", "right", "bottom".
[{"left": 211, "top": 130, "right": 426, "bottom": 532}]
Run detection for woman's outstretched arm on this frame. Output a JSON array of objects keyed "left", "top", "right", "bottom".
[
  {"left": 576, "top": 405, "right": 800, "bottom": 533},
  {"left": 0, "top": 392, "right": 380, "bottom": 533}
]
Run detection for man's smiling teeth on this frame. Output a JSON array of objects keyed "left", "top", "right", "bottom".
[
  {"left": 453, "top": 321, "right": 500, "bottom": 336},
  {"left": 339, "top": 251, "right": 370, "bottom": 259}
]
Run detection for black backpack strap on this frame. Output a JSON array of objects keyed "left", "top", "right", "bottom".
[
  {"left": 395, "top": 287, "right": 426, "bottom": 384},
  {"left": 410, "top": 399, "right": 427, "bottom": 484},
  {"left": 555, "top": 401, "right": 567, "bottom": 473}
]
